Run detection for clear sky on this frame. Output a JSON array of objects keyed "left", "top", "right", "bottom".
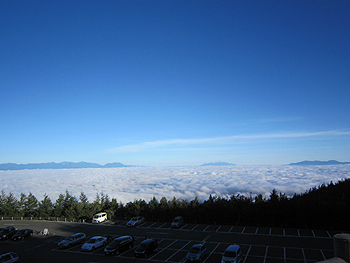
[{"left": 1, "top": 1, "right": 349, "bottom": 166}]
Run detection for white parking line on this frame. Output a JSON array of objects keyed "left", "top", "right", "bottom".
[
  {"left": 148, "top": 222, "right": 157, "bottom": 228},
  {"left": 203, "top": 242, "right": 220, "bottom": 263},
  {"left": 203, "top": 225, "right": 210, "bottom": 231},
  {"left": 191, "top": 225, "right": 198, "bottom": 231},
  {"left": 216, "top": 226, "right": 221, "bottom": 232},
  {"left": 301, "top": 248, "right": 306, "bottom": 263},
  {"left": 255, "top": 228, "right": 258, "bottom": 234},
  {"left": 202, "top": 235, "right": 211, "bottom": 243},
  {"left": 228, "top": 226, "right": 233, "bottom": 232},
  {"left": 242, "top": 245, "right": 252, "bottom": 263},
  {"left": 157, "top": 223, "right": 167, "bottom": 229},
  {"left": 241, "top": 227, "right": 246, "bottom": 233},
  {"left": 149, "top": 240, "right": 177, "bottom": 260},
  {"left": 164, "top": 240, "right": 192, "bottom": 262},
  {"left": 263, "top": 246, "right": 268, "bottom": 263},
  {"left": 320, "top": 249, "right": 326, "bottom": 260}
]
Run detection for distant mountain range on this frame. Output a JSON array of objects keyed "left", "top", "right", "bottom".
[
  {"left": 200, "top": 162, "right": 235, "bottom": 166},
  {"left": 0, "top": 161, "right": 135, "bottom": 171},
  {"left": 289, "top": 160, "right": 350, "bottom": 166}
]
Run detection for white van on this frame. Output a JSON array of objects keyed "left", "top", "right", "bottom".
[{"left": 92, "top": 212, "right": 107, "bottom": 223}]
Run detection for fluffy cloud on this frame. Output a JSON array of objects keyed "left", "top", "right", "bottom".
[{"left": 1, "top": 165, "right": 349, "bottom": 204}]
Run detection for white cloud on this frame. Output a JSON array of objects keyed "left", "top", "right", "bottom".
[
  {"left": 107, "top": 129, "right": 350, "bottom": 153},
  {"left": 1, "top": 165, "right": 349, "bottom": 204}
]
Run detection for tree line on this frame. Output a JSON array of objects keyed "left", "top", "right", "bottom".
[{"left": 1, "top": 178, "right": 349, "bottom": 230}]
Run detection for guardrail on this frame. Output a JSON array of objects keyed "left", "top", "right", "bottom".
[{"left": 0, "top": 216, "right": 85, "bottom": 223}]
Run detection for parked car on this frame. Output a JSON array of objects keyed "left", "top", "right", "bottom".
[
  {"left": 0, "top": 252, "right": 19, "bottom": 263},
  {"left": 0, "top": 226, "right": 16, "bottom": 240},
  {"left": 171, "top": 216, "right": 184, "bottom": 228},
  {"left": 104, "top": 235, "right": 134, "bottom": 255},
  {"left": 134, "top": 238, "right": 158, "bottom": 258},
  {"left": 12, "top": 229, "right": 33, "bottom": 241},
  {"left": 126, "top": 216, "right": 145, "bottom": 227},
  {"left": 92, "top": 212, "right": 107, "bottom": 223},
  {"left": 221, "top": 244, "right": 242, "bottom": 263},
  {"left": 81, "top": 236, "right": 107, "bottom": 251},
  {"left": 58, "top": 233, "right": 86, "bottom": 249},
  {"left": 186, "top": 244, "right": 207, "bottom": 262}
]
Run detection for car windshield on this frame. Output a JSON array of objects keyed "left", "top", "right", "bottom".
[
  {"left": 2, "top": 229, "right": 10, "bottom": 233},
  {"left": 87, "top": 238, "right": 98, "bottom": 243},
  {"left": 130, "top": 217, "right": 137, "bottom": 221},
  {"left": 137, "top": 243, "right": 148, "bottom": 250},
  {"left": 224, "top": 251, "right": 237, "bottom": 257},
  {"left": 17, "top": 230, "right": 26, "bottom": 234},
  {"left": 190, "top": 247, "right": 200, "bottom": 253},
  {"left": 109, "top": 239, "right": 119, "bottom": 246}
]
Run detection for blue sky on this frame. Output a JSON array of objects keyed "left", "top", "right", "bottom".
[{"left": 1, "top": 1, "right": 349, "bottom": 166}]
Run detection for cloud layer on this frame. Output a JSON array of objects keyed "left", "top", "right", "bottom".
[{"left": 1, "top": 165, "right": 349, "bottom": 204}]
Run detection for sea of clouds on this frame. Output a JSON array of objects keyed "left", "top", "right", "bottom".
[{"left": 1, "top": 165, "right": 349, "bottom": 204}]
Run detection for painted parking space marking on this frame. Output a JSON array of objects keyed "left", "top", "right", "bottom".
[{"left": 51, "top": 235, "right": 334, "bottom": 263}]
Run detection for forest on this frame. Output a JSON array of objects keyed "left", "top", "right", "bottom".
[{"left": 1, "top": 178, "right": 350, "bottom": 231}]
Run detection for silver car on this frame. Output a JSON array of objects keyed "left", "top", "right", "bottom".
[
  {"left": 81, "top": 236, "right": 107, "bottom": 251},
  {"left": 58, "top": 233, "right": 86, "bottom": 249},
  {"left": 126, "top": 216, "right": 145, "bottom": 227}
]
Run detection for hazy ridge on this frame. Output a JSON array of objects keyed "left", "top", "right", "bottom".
[{"left": 0, "top": 161, "right": 134, "bottom": 170}]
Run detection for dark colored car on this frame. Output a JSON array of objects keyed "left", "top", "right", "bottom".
[
  {"left": 134, "top": 238, "right": 158, "bottom": 258},
  {"left": 0, "top": 226, "right": 16, "bottom": 240},
  {"left": 12, "top": 229, "right": 33, "bottom": 241},
  {"left": 58, "top": 233, "right": 86, "bottom": 249},
  {"left": 104, "top": 235, "right": 134, "bottom": 255}
]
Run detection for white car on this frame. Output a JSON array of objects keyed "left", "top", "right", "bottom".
[
  {"left": 92, "top": 212, "right": 107, "bottom": 223},
  {"left": 126, "top": 216, "right": 145, "bottom": 227},
  {"left": 81, "top": 236, "right": 107, "bottom": 251}
]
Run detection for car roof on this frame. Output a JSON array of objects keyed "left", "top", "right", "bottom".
[
  {"left": 192, "top": 243, "right": 204, "bottom": 248},
  {"left": 225, "top": 244, "right": 240, "bottom": 252},
  {"left": 71, "top": 233, "right": 84, "bottom": 236},
  {"left": 90, "top": 236, "right": 104, "bottom": 239},
  {"left": 140, "top": 238, "right": 155, "bottom": 244}
]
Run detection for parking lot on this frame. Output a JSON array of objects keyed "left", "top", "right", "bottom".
[{"left": 1, "top": 219, "right": 339, "bottom": 262}]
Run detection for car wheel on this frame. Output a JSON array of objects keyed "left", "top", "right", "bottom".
[{"left": 92, "top": 246, "right": 95, "bottom": 251}]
